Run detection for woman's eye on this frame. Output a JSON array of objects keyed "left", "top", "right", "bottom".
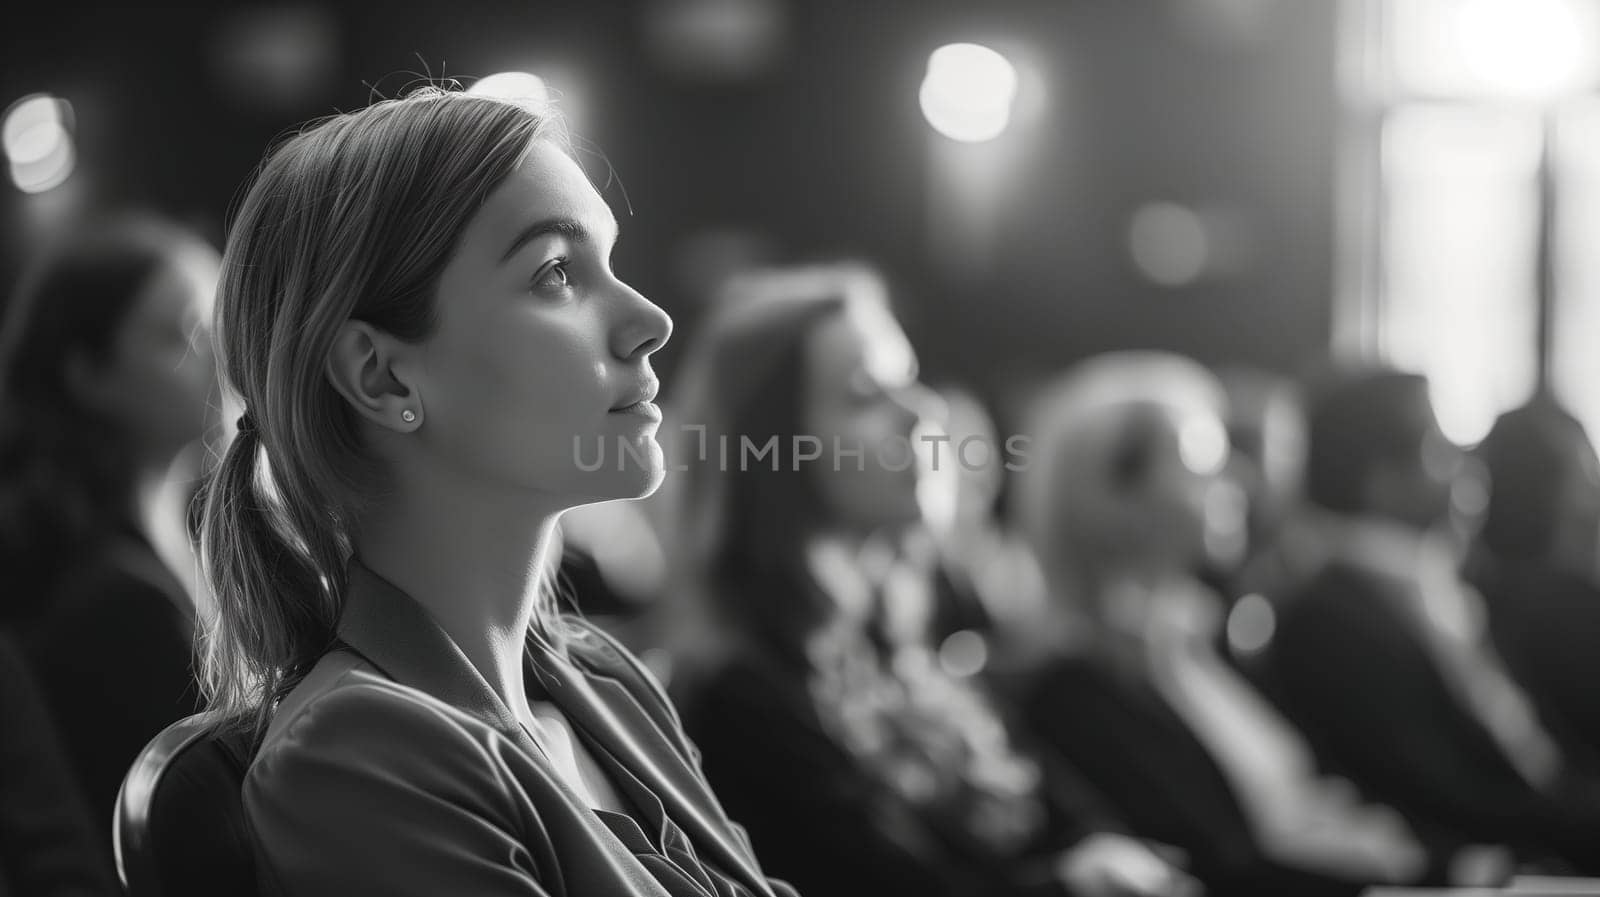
[{"left": 532, "top": 260, "right": 571, "bottom": 292}]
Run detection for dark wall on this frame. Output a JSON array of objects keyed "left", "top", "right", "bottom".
[{"left": 0, "top": 0, "right": 1340, "bottom": 411}]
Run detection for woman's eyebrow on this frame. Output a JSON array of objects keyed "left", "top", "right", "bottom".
[
  {"left": 500, "top": 212, "right": 622, "bottom": 264},
  {"left": 500, "top": 218, "right": 587, "bottom": 263}
]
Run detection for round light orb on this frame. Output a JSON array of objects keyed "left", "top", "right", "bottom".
[{"left": 919, "top": 43, "right": 1019, "bottom": 143}]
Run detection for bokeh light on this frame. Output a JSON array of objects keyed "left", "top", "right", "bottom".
[
  {"left": 1226, "top": 593, "right": 1277, "bottom": 656},
  {"left": 467, "top": 71, "right": 551, "bottom": 108},
  {"left": 1128, "top": 202, "right": 1210, "bottom": 287},
  {"left": 4, "top": 93, "right": 75, "bottom": 193},
  {"left": 919, "top": 43, "right": 1019, "bottom": 143}
]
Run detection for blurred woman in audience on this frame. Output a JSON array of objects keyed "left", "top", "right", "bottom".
[
  {"left": 1013, "top": 352, "right": 1437, "bottom": 896},
  {"left": 668, "top": 263, "right": 1199, "bottom": 897},
  {"left": 0, "top": 214, "right": 218, "bottom": 835},
  {"left": 1469, "top": 396, "right": 1600, "bottom": 769},
  {"left": 200, "top": 87, "right": 795, "bottom": 896}
]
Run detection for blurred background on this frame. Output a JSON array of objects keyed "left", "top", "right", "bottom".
[
  {"left": 7, "top": 0, "right": 1598, "bottom": 443},
  {"left": 2, "top": 0, "right": 1357, "bottom": 425}
]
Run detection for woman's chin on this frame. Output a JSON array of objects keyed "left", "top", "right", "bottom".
[
  {"left": 571, "top": 442, "right": 666, "bottom": 502},
  {"left": 622, "top": 462, "right": 668, "bottom": 500}
]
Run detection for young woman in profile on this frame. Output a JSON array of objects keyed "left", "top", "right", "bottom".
[{"left": 200, "top": 87, "right": 796, "bottom": 897}]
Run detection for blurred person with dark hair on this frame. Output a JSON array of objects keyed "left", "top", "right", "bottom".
[
  {"left": 1467, "top": 395, "right": 1600, "bottom": 768},
  {"left": 0, "top": 631, "right": 120, "bottom": 896},
  {"left": 1012, "top": 352, "right": 1431, "bottom": 897},
  {"left": 668, "top": 263, "right": 1199, "bottom": 897},
  {"left": 0, "top": 213, "right": 218, "bottom": 839},
  {"left": 1264, "top": 367, "right": 1600, "bottom": 871}
]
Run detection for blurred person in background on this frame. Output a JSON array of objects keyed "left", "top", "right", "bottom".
[
  {"left": 0, "top": 630, "right": 121, "bottom": 896},
  {"left": 918, "top": 384, "right": 1053, "bottom": 682},
  {"left": 1012, "top": 351, "right": 1433, "bottom": 897},
  {"left": 667, "top": 262, "right": 1199, "bottom": 897},
  {"left": 200, "top": 87, "right": 796, "bottom": 896},
  {"left": 1204, "top": 367, "right": 1312, "bottom": 608},
  {"left": 1263, "top": 367, "right": 1600, "bottom": 873},
  {"left": 1199, "top": 366, "right": 1314, "bottom": 700},
  {"left": 0, "top": 213, "right": 218, "bottom": 840},
  {"left": 1467, "top": 395, "right": 1600, "bottom": 771}
]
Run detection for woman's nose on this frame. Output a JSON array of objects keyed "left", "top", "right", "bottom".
[{"left": 611, "top": 281, "right": 673, "bottom": 362}]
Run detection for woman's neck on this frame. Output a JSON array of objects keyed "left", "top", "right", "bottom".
[{"left": 354, "top": 469, "right": 563, "bottom": 717}]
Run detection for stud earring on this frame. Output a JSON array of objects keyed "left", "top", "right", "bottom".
[{"left": 401, "top": 409, "right": 417, "bottom": 423}]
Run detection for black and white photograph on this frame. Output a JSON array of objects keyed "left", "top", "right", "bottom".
[{"left": 4, "top": 2, "right": 1600, "bottom": 895}]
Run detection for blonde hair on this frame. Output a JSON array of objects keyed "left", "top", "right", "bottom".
[
  {"left": 200, "top": 89, "right": 563, "bottom": 731},
  {"left": 1016, "top": 351, "right": 1226, "bottom": 603}
]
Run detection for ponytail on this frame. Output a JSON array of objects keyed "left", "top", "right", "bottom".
[{"left": 198, "top": 423, "right": 341, "bottom": 736}]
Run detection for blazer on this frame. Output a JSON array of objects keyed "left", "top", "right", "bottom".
[
  {"left": 0, "top": 631, "right": 121, "bottom": 897},
  {"left": 245, "top": 561, "right": 798, "bottom": 897},
  {"left": 20, "top": 525, "right": 200, "bottom": 838},
  {"left": 1021, "top": 655, "right": 1372, "bottom": 897},
  {"left": 1269, "top": 558, "right": 1600, "bottom": 870},
  {"left": 680, "top": 639, "right": 1117, "bottom": 897},
  {"left": 1472, "top": 559, "right": 1600, "bottom": 774}
]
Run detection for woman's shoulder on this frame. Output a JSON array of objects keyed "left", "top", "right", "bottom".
[
  {"left": 242, "top": 654, "right": 551, "bottom": 891},
  {"left": 250, "top": 651, "right": 502, "bottom": 789}
]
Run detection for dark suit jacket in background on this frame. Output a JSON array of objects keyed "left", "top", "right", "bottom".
[
  {"left": 1474, "top": 560, "right": 1600, "bottom": 774},
  {"left": 19, "top": 527, "right": 199, "bottom": 843},
  {"left": 246, "top": 560, "right": 797, "bottom": 897},
  {"left": 0, "top": 631, "right": 120, "bottom": 897},
  {"left": 1268, "top": 558, "right": 1600, "bottom": 870},
  {"left": 679, "top": 640, "right": 1119, "bottom": 897},
  {"left": 1021, "top": 654, "right": 1380, "bottom": 897}
]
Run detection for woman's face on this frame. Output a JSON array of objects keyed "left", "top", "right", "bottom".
[
  {"left": 802, "top": 299, "right": 932, "bottom": 531},
  {"left": 410, "top": 140, "right": 673, "bottom": 504},
  {"left": 85, "top": 252, "right": 219, "bottom": 463}
]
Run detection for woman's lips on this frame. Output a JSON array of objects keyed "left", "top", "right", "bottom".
[{"left": 609, "top": 400, "right": 662, "bottom": 422}]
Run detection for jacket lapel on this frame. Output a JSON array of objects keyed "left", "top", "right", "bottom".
[
  {"left": 336, "top": 560, "right": 549, "bottom": 764},
  {"left": 337, "top": 560, "right": 769, "bottom": 895},
  {"left": 531, "top": 634, "right": 773, "bottom": 896}
]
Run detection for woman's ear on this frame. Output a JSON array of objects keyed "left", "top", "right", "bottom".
[{"left": 325, "top": 321, "right": 423, "bottom": 432}]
